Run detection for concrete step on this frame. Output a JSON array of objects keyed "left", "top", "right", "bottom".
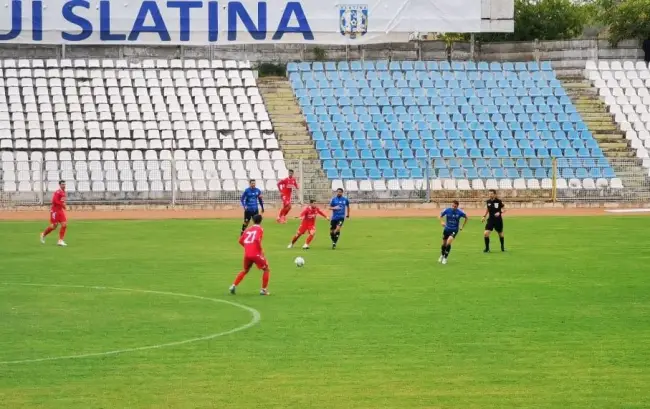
[
  {"left": 277, "top": 139, "right": 313, "bottom": 145},
  {"left": 594, "top": 133, "right": 625, "bottom": 141},
  {"left": 564, "top": 79, "right": 649, "bottom": 187},
  {"left": 277, "top": 131, "right": 311, "bottom": 137},
  {"left": 258, "top": 77, "right": 340, "bottom": 190},
  {"left": 273, "top": 119, "right": 307, "bottom": 126}
]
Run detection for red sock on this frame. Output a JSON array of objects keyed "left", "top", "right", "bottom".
[
  {"left": 233, "top": 271, "right": 247, "bottom": 285},
  {"left": 291, "top": 234, "right": 300, "bottom": 244},
  {"left": 262, "top": 270, "right": 270, "bottom": 288},
  {"left": 282, "top": 206, "right": 291, "bottom": 217},
  {"left": 306, "top": 234, "right": 315, "bottom": 245},
  {"left": 43, "top": 226, "right": 55, "bottom": 237},
  {"left": 59, "top": 225, "right": 67, "bottom": 240}
]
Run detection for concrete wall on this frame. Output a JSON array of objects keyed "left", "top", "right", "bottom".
[{"left": 0, "top": 39, "right": 643, "bottom": 74}]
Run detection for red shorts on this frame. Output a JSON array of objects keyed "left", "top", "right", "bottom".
[
  {"left": 281, "top": 194, "right": 292, "bottom": 206},
  {"left": 243, "top": 254, "right": 268, "bottom": 271},
  {"left": 50, "top": 209, "right": 67, "bottom": 224},
  {"left": 297, "top": 224, "right": 316, "bottom": 235}
]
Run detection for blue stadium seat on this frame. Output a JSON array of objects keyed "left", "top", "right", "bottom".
[{"left": 293, "top": 60, "right": 615, "bottom": 184}]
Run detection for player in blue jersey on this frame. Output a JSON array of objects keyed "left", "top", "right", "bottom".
[
  {"left": 438, "top": 200, "right": 468, "bottom": 265},
  {"left": 240, "top": 179, "right": 264, "bottom": 235},
  {"left": 329, "top": 188, "right": 350, "bottom": 249}
]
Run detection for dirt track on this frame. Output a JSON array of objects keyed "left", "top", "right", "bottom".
[{"left": 1, "top": 206, "right": 648, "bottom": 221}]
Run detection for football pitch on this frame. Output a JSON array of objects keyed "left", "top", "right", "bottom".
[{"left": 1, "top": 216, "right": 650, "bottom": 409}]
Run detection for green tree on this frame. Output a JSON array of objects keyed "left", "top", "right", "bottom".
[
  {"left": 597, "top": 0, "right": 650, "bottom": 46},
  {"left": 477, "top": 0, "right": 588, "bottom": 42}
]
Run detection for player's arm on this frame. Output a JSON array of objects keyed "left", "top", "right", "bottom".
[
  {"left": 240, "top": 190, "right": 247, "bottom": 208},
  {"left": 439, "top": 210, "right": 447, "bottom": 227},
  {"left": 498, "top": 201, "right": 505, "bottom": 216},
  {"left": 258, "top": 192, "right": 264, "bottom": 213},
  {"left": 238, "top": 234, "right": 245, "bottom": 247},
  {"left": 277, "top": 179, "right": 284, "bottom": 191},
  {"left": 345, "top": 199, "right": 350, "bottom": 218},
  {"left": 328, "top": 198, "right": 338, "bottom": 210},
  {"left": 461, "top": 213, "right": 469, "bottom": 230},
  {"left": 317, "top": 208, "right": 329, "bottom": 220},
  {"left": 297, "top": 207, "right": 308, "bottom": 219},
  {"left": 481, "top": 204, "right": 489, "bottom": 222}
]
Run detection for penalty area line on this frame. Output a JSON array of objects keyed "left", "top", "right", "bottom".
[{"left": 0, "top": 282, "right": 261, "bottom": 365}]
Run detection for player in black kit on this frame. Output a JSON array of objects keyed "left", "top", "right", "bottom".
[{"left": 481, "top": 189, "right": 505, "bottom": 252}]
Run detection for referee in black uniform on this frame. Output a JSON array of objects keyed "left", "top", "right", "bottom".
[{"left": 482, "top": 189, "right": 505, "bottom": 252}]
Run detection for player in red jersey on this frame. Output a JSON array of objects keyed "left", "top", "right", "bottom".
[
  {"left": 287, "top": 199, "right": 329, "bottom": 249},
  {"left": 229, "top": 214, "right": 271, "bottom": 296},
  {"left": 40, "top": 180, "right": 68, "bottom": 247},
  {"left": 276, "top": 169, "right": 299, "bottom": 223}
]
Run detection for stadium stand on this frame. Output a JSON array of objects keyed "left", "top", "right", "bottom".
[
  {"left": 585, "top": 60, "right": 650, "bottom": 176},
  {"left": 0, "top": 58, "right": 287, "bottom": 200},
  {"left": 289, "top": 60, "right": 622, "bottom": 195}
]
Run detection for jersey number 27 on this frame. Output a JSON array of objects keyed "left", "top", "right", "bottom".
[{"left": 243, "top": 231, "right": 257, "bottom": 244}]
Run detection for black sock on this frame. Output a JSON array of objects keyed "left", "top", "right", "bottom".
[
  {"left": 500, "top": 237, "right": 505, "bottom": 250},
  {"left": 445, "top": 244, "right": 452, "bottom": 257},
  {"left": 241, "top": 224, "right": 247, "bottom": 235},
  {"left": 441, "top": 244, "right": 446, "bottom": 256},
  {"left": 484, "top": 237, "right": 490, "bottom": 250},
  {"left": 334, "top": 232, "right": 341, "bottom": 243},
  {"left": 330, "top": 232, "right": 336, "bottom": 242}
]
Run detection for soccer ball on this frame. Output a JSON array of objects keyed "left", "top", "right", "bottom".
[{"left": 294, "top": 257, "right": 305, "bottom": 267}]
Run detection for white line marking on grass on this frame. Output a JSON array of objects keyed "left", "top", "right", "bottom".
[
  {"left": 0, "top": 283, "right": 261, "bottom": 365},
  {"left": 605, "top": 208, "right": 650, "bottom": 213}
]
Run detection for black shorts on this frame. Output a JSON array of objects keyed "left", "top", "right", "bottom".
[
  {"left": 243, "top": 209, "right": 259, "bottom": 222},
  {"left": 330, "top": 219, "right": 345, "bottom": 230},
  {"left": 442, "top": 229, "right": 458, "bottom": 240},
  {"left": 485, "top": 217, "right": 504, "bottom": 233}
]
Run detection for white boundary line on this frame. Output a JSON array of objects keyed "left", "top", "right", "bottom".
[
  {"left": 0, "top": 283, "right": 261, "bottom": 365},
  {"left": 604, "top": 209, "right": 650, "bottom": 213}
]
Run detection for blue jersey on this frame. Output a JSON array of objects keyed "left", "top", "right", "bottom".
[
  {"left": 330, "top": 196, "right": 350, "bottom": 220},
  {"left": 241, "top": 187, "right": 264, "bottom": 211},
  {"left": 440, "top": 207, "right": 467, "bottom": 231}
]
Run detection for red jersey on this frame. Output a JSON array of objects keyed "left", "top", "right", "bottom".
[
  {"left": 51, "top": 189, "right": 66, "bottom": 212},
  {"left": 278, "top": 177, "right": 299, "bottom": 195},
  {"left": 299, "top": 206, "right": 327, "bottom": 227},
  {"left": 239, "top": 225, "right": 264, "bottom": 257}
]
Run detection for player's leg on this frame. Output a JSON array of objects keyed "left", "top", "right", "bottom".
[
  {"left": 241, "top": 211, "right": 252, "bottom": 235},
  {"left": 57, "top": 221, "right": 68, "bottom": 246},
  {"left": 483, "top": 222, "right": 493, "bottom": 253},
  {"left": 56, "top": 212, "right": 68, "bottom": 246},
  {"left": 282, "top": 199, "right": 292, "bottom": 222},
  {"left": 303, "top": 228, "right": 316, "bottom": 249},
  {"left": 42, "top": 211, "right": 59, "bottom": 243},
  {"left": 289, "top": 226, "right": 306, "bottom": 248},
  {"left": 41, "top": 223, "right": 58, "bottom": 243},
  {"left": 277, "top": 198, "right": 286, "bottom": 222},
  {"left": 255, "top": 256, "right": 271, "bottom": 295},
  {"left": 331, "top": 221, "right": 343, "bottom": 248},
  {"left": 497, "top": 221, "right": 505, "bottom": 251},
  {"left": 330, "top": 220, "right": 338, "bottom": 248},
  {"left": 230, "top": 258, "right": 253, "bottom": 294},
  {"left": 443, "top": 233, "right": 456, "bottom": 263},
  {"left": 284, "top": 203, "right": 292, "bottom": 222},
  {"left": 439, "top": 236, "right": 447, "bottom": 263}
]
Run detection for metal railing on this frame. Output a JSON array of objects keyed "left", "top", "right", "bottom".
[{"left": 1, "top": 156, "right": 649, "bottom": 207}]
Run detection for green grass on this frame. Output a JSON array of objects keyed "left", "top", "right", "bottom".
[{"left": 1, "top": 216, "right": 650, "bottom": 409}]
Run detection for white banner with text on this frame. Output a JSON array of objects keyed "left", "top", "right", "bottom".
[{"left": 0, "top": 0, "right": 484, "bottom": 45}]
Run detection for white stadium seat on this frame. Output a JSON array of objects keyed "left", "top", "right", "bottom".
[
  {"left": 587, "top": 59, "right": 650, "bottom": 176},
  {"left": 0, "top": 59, "right": 283, "bottom": 195}
]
